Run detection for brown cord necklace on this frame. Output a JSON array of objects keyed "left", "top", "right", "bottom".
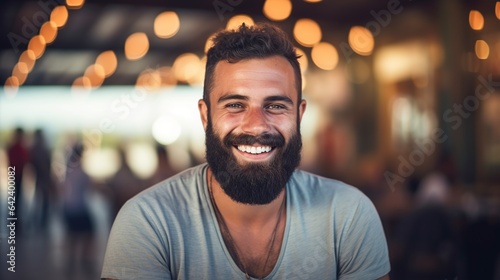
[{"left": 208, "top": 172, "right": 285, "bottom": 280}]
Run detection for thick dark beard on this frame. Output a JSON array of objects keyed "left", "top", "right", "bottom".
[{"left": 205, "top": 118, "right": 302, "bottom": 205}]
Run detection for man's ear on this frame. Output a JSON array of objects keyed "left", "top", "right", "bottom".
[
  {"left": 198, "top": 99, "right": 208, "bottom": 131},
  {"left": 298, "top": 99, "right": 307, "bottom": 123}
]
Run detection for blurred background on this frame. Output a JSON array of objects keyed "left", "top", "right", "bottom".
[{"left": 0, "top": 0, "right": 499, "bottom": 279}]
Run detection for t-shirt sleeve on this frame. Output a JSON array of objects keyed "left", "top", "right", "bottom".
[
  {"left": 101, "top": 198, "right": 170, "bottom": 280},
  {"left": 337, "top": 192, "right": 390, "bottom": 280}
]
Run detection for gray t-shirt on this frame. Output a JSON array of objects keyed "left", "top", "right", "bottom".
[{"left": 102, "top": 164, "right": 390, "bottom": 279}]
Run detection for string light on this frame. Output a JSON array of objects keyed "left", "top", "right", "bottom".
[
  {"left": 50, "top": 6, "right": 69, "bottom": 28},
  {"left": 18, "top": 50, "right": 36, "bottom": 74},
  {"left": 27, "top": 35, "right": 46, "bottom": 59},
  {"left": 40, "top": 21, "right": 58, "bottom": 44}
]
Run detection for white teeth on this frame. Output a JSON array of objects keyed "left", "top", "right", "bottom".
[{"left": 237, "top": 145, "right": 272, "bottom": 154}]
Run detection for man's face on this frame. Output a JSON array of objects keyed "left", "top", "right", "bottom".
[{"left": 199, "top": 55, "right": 307, "bottom": 205}]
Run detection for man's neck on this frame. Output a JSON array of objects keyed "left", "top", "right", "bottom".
[{"left": 207, "top": 168, "right": 286, "bottom": 230}]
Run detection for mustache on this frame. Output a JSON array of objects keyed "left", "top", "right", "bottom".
[{"left": 224, "top": 133, "right": 285, "bottom": 148}]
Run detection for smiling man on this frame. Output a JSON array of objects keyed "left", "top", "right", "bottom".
[{"left": 102, "top": 23, "right": 390, "bottom": 280}]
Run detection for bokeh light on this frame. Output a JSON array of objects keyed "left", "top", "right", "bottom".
[
  {"left": 66, "top": 0, "right": 85, "bottom": 9},
  {"left": 152, "top": 115, "right": 182, "bottom": 145},
  {"left": 496, "top": 2, "right": 500, "bottom": 20},
  {"left": 348, "top": 26, "right": 375, "bottom": 56},
  {"left": 469, "top": 10, "right": 484, "bottom": 30},
  {"left": 263, "top": 0, "right": 292, "bottom": 21},
  {"left": 27, "top": 35, "right": 46, "bottom": 59},
  {"left": 83, "top": 64, "right": 106, "bottom": 87},
  {"left": 293, "top": 18, "right": 322, "bottom": 47},
  {"left": 173, "top": 53, "right": 202, "bottom": 83},
  {"left": 50, "top": 6, "right": 69, "bottom": 28},
  {"left": 154, "top": 11, "right": 180, "bottom": 39},
  {"left": 311, "top": 42, "right": 338, "bottom": 70},
  {"left": 19, "top": 50, "right": 36, "bottom": 74},
  {"left": 40, "top": 21, "right": 58, "bottom": 44},
  {"left": 475, "top": 40, "right": 490, "bottom": 59},
  {"left": 96, "top": 51, "right": 118, "bottom": 77},
  {"left": 125, "top": 32, "right": 149, "bottom": 61}
]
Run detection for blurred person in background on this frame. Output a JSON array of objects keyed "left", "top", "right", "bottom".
[
  {"left": 106, "top": 145, "right": 143, "bottom": 219},
  {"left": 391, "top": 169, "right": 457, "bottom": 280},
  {"left": 60, "top": 142, "right": 96, "bottom": 277},
  {"left": 7, "top": 127, "right": 30, "bottom": 232},
  {"left": 148, "top": 143, "right": 176, "bottom": 186},
  {"left": 29, "top": 128, "right": 53, "bottom": 233}
]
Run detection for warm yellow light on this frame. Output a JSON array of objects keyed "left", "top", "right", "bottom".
[
  {"left": 263, "top": 0, "right": 292, "bottom": 21},
  {"left": 469, "top": 10, "right": 484, "bottom": 30},
  {"left": 348, "top": 26, "right": 374, "bottom": 56},
  {"left": 50, "top": 6, "right": 68, "bottom": 28},
  {"left": 40, "top": 21, "right": 58, "bottom": 44},
  {"left": 84, "top": 64, "right": 106, "bottom": 87},
  {"left": 66, "top": 0, "right": 85, "bottom": 8},
  {"left": 293, "top": 18, "right": 322, "bottom": 47},
  {"left": 311, "top": 42, "right": 338, "bottom": 70},
  {"left": 475, "top": 40, "right": 490, "bottom": 60},
  {"left": 96, "top": 51, "right": 117, "bottom": 77},
  {"left": 204, "top": 33, "right": 216, "bottom": 54},
  {"left": 295, "top": 48, "right": 308, "bottom": 73},
  {"left": 27, "top": 35, "right": 46, "bottom": 59},
  {"left": 158, "top": 66, "right": 177, "bottom": 87},
  {"left": 72, "top": 76, "right": 92, "bottom": 89},
  {"left": 154, "top": 11, "right": 180, "bottom": 39},
  {"left": 12, "top": 64, "right": 28, "bottom": 85},
  {"left": 125, "top": 32, "right": 149, "bottom": 61},
  {"left": 5, "top": 76, "right": 20, "bottom": 87},
  {"left": 173, "top": 53, "right": 201, "bottom": 83},
  {"left": 496, "top": 2, "right": 500, "bottom": 20},
  {"left": 226, "top": 15, "right": 254, "bottom": 30},
  {"left": 4, "top": 77, "right": 20, "bottom": 97},
  {"left": 136, "top": 69, "right": 162, "bottom": 91},
  {"left": 16, "top": 62, "right": 29, "bottom": 74},
  {"left": 19, "top": 50, "right": 36, "bottom": 74}
]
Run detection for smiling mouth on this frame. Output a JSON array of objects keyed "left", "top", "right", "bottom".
[{"left": 236, "top": 145, "right": 273, "bottom": 154}]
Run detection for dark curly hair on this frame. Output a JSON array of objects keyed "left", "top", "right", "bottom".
[{"left": 203, "top": 23, "right": 302, "bottom": 108}]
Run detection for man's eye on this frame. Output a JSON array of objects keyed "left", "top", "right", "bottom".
[
  {"left": 267, "top": 104, "right": 286, "bottom": 110},
  {"left": 226, "top": 103, "right": 243, "bottom": 109}
]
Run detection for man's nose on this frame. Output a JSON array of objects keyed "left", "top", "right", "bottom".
[{"left": 240, "top": 107, "right": 271, "bottom": 136}]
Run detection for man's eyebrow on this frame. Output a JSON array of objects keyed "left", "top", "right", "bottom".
[
  {"left": 217, "top": 94, "right": 248, "bottom": 103},
  {"left": 265, "top": 96, "right": 294, "bottom": 105},
  {"left": 217, "top": 94, "right": 294, "bottom": 105}
]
